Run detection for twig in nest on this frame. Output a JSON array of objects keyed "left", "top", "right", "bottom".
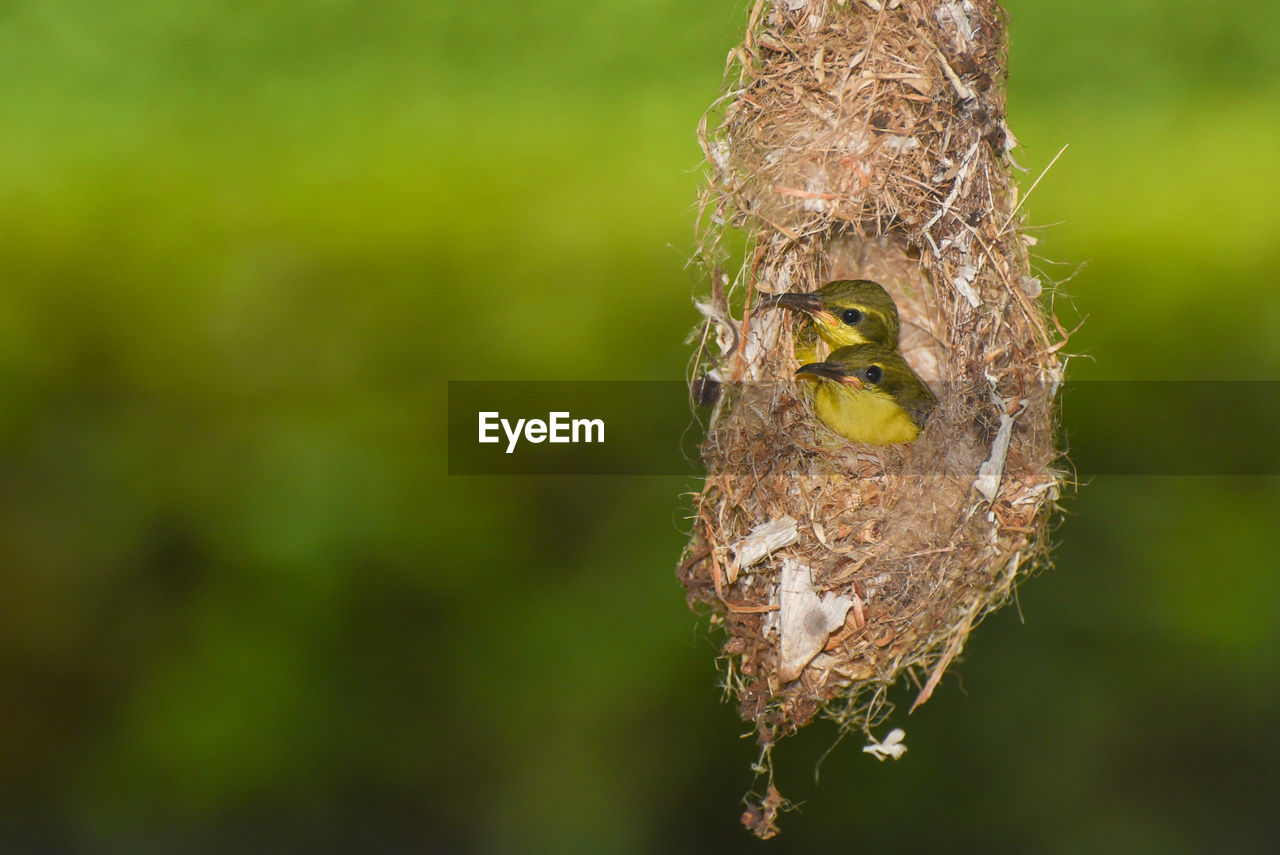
[{"left": 677, "top": 545, "right": 712, "bottom": 577}]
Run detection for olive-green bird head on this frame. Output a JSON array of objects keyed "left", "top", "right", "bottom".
[
  {"left": 766, "top": 279, "right": 900, "bottom": 349},
  {"left": 796, "top": 343, "right": 938, "bottom": 443}
]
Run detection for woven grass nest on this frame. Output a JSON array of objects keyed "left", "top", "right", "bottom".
[{"left": 677, "top": 0, "right": 1066, "bottom": 837}]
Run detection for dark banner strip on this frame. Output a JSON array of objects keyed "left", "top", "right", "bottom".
[{"left": 447, "top": 381, "right": 1280, "bottom": 476}]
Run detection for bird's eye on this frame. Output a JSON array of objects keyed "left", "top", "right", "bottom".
[
  {"left": 864, "top": 365, "right": 883, "bottom": 384},
  {"left": 841, "top": 308, "right": 863, "bottom": 325}
]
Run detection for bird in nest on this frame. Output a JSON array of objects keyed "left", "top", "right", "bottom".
[
  {"left": 765, "top": 279, "right": 900, "bottom": 363},
  {"left": 796, "top": 343, "right": 937, "bottom": 445}
]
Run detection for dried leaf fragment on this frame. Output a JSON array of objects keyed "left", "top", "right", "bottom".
[
  {"left": 974, "top": 410, "right": 1016, "bottom": 502},
  {"left": 729, "top": 516, "right": 800, "bottom": 583},
  {"left": 778, "top": 558, "right": 855, "bottom": 682},
  {"left": 862, "top": 728, "right": 908, "bottom": 761}
]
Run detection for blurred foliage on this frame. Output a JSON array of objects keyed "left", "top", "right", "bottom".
[{"left": 1, "top": 0, "right": 1279, "bottom": 852}]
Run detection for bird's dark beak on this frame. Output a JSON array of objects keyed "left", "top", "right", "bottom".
[
  {"left": 795, "top": 363, "right": 863, "bottom": 389},
  {"left": 767, "top": 292, "right": 837, "bottom": 326},
  {"left": 767, "top": 292, "right": 824, "bottom": 313}
]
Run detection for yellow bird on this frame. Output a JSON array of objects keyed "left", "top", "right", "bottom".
[
  {"left": 766, "top": 279, "right": 900, "bottom": 363},
  {"left": 795, "top": 343, "right": 938, "bottom": 444}
]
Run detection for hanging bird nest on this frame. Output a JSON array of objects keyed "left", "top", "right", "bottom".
[{"left": 678, "top": 0, "right": 1066, "bottom": 837}]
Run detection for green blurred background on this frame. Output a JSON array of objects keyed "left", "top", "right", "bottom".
[{"left": 2, "top": 1, "right": 1279, "bottom": 852}]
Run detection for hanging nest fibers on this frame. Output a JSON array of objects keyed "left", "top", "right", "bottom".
[{"left": 678, "top": 0, "right": 1068, "bottom": 838}]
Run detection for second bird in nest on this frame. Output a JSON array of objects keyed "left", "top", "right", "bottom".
[{"left": 796, "top": 343, "right": 938, "bottom": 445}]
